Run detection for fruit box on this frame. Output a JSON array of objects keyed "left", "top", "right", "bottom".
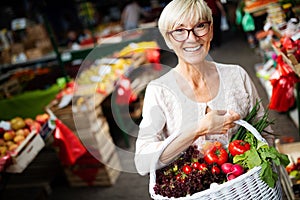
[
  {"left": 6, "top": 131, "right": 45, "bottom": 173},
  {"left": 275, "top": 139, "right": 300, "bottom": 200}
]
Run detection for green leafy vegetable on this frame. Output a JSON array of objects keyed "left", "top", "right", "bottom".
[
  {"left": 230, "top": 99, "right": 290, "bottom": 188},
  {"left": 233, "top": 148, "right": 261, "bottom": 169},
  {"left": 260, "top": 162, "right": 278, "bottom": 188},
  {"left": 233, "top": 132, "right": 289, "bottom": 188}
]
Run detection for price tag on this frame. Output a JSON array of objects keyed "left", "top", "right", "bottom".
[
  {"left": 11, "top": 18, "right": 27, "bottom": 30},
  {"left": 58, "top": 94, "right": 73, "bottom": 108},
  {"left": 263, "top": 22, "right": 272, "bottom": 31},
  {"left": 291, "top": 32, "right": 300, "bottom": 41},
  {"left": 61, "top": 52, "right": 72, "bottom": 62},
  {"left": 0, "top": 121, "right": 11, "bottom": 130}
]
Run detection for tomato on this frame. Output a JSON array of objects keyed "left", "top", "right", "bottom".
[
  {"left": 198, "top": 163, "right": 208, "bottom": 171},
  {"left": 228, "top": 140, "right": 251, "bottom": 156},
  {"left": 204, "top": 146, "right": 228, "bottom": 166},
  {"left": 211, "top": 166, "right": 221, "bottom": 174},
  {"left": 182, "top": 165, "right": 192, "bottom": 174},
  {"left": 176, "top": 173, "right": 185, "bottom": 183},
  {"left": 191, "top": 162, "right": 200, "bottom": 170},
  {"left": 176, "top": 173, "right": 182, "bottom": 181}
]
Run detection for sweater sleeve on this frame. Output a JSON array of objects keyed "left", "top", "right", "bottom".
[{"left": 134, "top": 83, "right": 168, "bottom": 175}]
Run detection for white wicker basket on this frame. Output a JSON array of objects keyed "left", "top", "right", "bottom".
[{"left": 149, "top": 120, "right": 283, "bottom": 200}]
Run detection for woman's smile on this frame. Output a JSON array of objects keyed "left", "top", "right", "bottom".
[{"left": 183, "top": 45, "right": 202, "bottom": 52}]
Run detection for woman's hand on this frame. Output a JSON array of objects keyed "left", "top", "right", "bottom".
[{"left": 197, "top": 110, "right": 240, "bottom": 136}]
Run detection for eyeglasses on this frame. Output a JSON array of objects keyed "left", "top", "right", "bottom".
[{"left": 168, "top": 22, "right": 211, "bottom": 42}]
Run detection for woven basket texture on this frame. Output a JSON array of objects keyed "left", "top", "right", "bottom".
[{"left": 149, "top": 120, "right": 282, "bottom": 200}]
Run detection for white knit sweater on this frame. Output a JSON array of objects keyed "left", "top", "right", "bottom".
[{"left": 135, "top": 62, "right": 271, "bottom": 175}]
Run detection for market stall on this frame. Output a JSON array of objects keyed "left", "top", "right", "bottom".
[
  {"left": 248, "top": 2, "right": 300, "bottom": 199},
  {"left": 0, "top": 26, "right": 171, "bottom": 194}
]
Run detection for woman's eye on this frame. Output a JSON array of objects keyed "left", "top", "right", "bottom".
[
  {"left": 196, "top": 23, "right": 205, "bottom": 29},
  {"left": 174, "top": 28, "right": 185, "bottom": 33}
]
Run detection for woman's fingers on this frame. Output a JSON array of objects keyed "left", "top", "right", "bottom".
[
  {"left": 204, "top": 109, "right": 241, "bottom": 135},
  {"left": 223, "top": 110, "right": 240, "bottom": 131},
  {"left": 227, "top": 110, "right": 241, "bottom": 121}
]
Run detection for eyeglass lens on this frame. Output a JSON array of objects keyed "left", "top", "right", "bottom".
[{"left": 170, "top": 22, "right": 210, "bottom": 41}]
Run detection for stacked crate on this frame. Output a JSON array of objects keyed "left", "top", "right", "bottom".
[
  {"left": 0, "top": 78, "right": 22, "bottom": 99},
  {"left": 47, "top": 94, "right": 121, "bottom": 186},
  {"left": 24, "top": 24, "right": 53, "bottom": 60}
]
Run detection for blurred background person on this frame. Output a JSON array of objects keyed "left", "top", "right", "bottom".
[
  {"left": 205, "top": 0, "right": 227, "bottom": 47},
  {"left": 121, "top": 0, "right": 147, "bottom": 30}
]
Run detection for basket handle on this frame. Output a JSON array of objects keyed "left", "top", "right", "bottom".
[{"left": 234, "top": 119, "right": 268, "bottom": 144}]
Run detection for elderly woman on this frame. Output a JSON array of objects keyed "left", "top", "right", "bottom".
[{"left": 134, "top": 0, "right": 273, "bottom": 176}]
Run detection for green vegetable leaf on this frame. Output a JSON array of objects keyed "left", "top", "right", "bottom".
[
  {"left": 260, "top": 162, "right": 277, "bottom": 188},
  {"left": 232, "top": 152, "right": 248, "bottom": 167},
  {"left": 256, "top": 140, "right": 268, "bottom": 150},
  {"left": 246, "top": 149, "right": 261, "bottom": 169},
  {"left": 229, "top": 98, "right": 289, "bottom": 188},
  {"left": 259, "top": 149, "right": 277, "bottom": 159},
  {"left": 244, "top": 132, "right": 257, "bottom": 149},
  {"left": 233, "top": 148, "right": 261, "bottom": 169},
  {"left": 269, "top": 147, "right": 290, "bottom": 167}
]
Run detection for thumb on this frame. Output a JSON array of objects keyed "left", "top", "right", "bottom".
[{"left": 226, "top": 110, "right": 241, "bottom": 121}]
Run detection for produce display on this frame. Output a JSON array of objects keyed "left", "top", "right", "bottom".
[
  {"left": 273, "top": 35, "right": 300, "bottom": 65},
  {"left": 276, "top": 140, "right": 300, "bottom": 199},
  {"left": 243, "top": 0, "right": 279, "bottom": 13},
  {"left": 0, "top": 114, "right": 49, "bottom": 158},
  {"left": 284, "top": 155, "right": 300, "bottom": 198},
  {"left": 76, "top": 41, "right": 159, "bottom": 95},
  {"left": 153, "top": 101, "right": 289, "bottom": 198},
  {"left": 286, "top": 157, "right": 300, "bottom": 184}
]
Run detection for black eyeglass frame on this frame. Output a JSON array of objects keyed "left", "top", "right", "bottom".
[{"left": 167, "top": 21, "right": 211, "bottom": 42}]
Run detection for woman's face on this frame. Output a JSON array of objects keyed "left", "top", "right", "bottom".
[{"left": 168, "top": 21, "right": 213, "bottom": 65}]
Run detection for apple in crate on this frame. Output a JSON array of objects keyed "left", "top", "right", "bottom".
[
  {"left": 15, "top": 129, "right": 25, "bottom": 137},
  {"left": 35, "top": 113, "right": 49, "bottom": 125},
  {"left": 23, "top": 129, "right": 30, "bottom": 137},
  {"left": 8, "top": 143, "right": 18, "bottom": 152},
  {"left": 3, "top": 131, "right": 15, "bottom": 141},
  {"left": 24, "top": 118, "right": 34, "bottom": 127},
  {"left": 10, "top": 117, "right": 26, "bottom": 131},
  {"left": 14, "top": 135, "right": 25, "bottom": 144},
  {"left": 15, "top": 129, "right": 30, "bottom": 137},
  {"left": 29, "top": 122, "right": 41, "bottom": 133},
  {"left": 0, "top": 139, "right": 5, "bottom": 146},
  {"left": 0, "top": 145, "right": 7, "bottom": 156}
]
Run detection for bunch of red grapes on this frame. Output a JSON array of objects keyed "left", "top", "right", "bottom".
[{"left": 153, "top": 145, "right": 226, "bottom": 198}]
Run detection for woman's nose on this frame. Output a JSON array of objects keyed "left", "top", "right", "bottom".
[{"left": 186, "top": 30, "right": 200, "bottom": 41}]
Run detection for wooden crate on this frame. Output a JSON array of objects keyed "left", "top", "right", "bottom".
[
  {"left": 76, "top": 120, "right": 115, "bottom": 164},
  {"left": 25, "top": 48, "right": 43, "bottom": 60},
  {"left": 76, "top": 117, "right": 110, "bottom": 145},
  {"left": 6, "top": 131, "right": 45, "bottom": 173},
  {"left": 276, "top": 140, "right": 300, "bottom": 200},
  {"left": 47, "top": 95, "right": 121, "bottom": 187},
  {"left": 0, "top": 78, "right": 22, "bottom": 99},
  {"left": 46, "top": 95, "right": 104, "bottom": 132},
  {"left": 72, "top": 107, "right": 103, "bottom": 130}
]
